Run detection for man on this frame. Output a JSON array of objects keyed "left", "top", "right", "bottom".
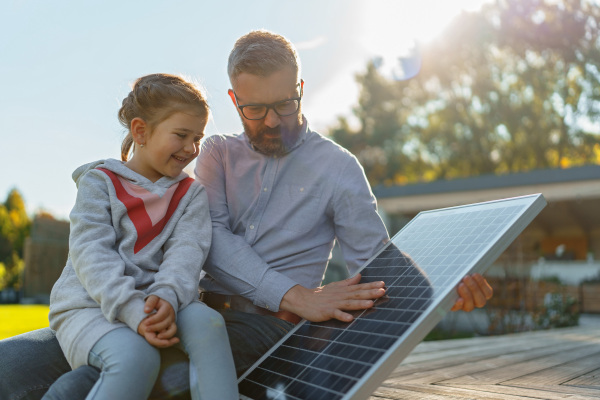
[{"left": 0, "top": 30, "right": 492, "bottom": 400}]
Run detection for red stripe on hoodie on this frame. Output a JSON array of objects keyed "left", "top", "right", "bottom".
[{"left": 97, "top": 168, "right": 193, "bottom": 253}]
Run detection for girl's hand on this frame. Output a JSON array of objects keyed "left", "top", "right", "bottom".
[
  {"left": 136, "top": 295, "right": 179, "bottom": 347},
  {"left": 142, "top": 296, "right": 177, "bottom": 336},
  {"left": 156, "top": 321, "right": 178, "bottom": 340},
  {"left": 137, "top": 318, "right": 179, "bottom": 348}
]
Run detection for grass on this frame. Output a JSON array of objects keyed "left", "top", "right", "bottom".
[{"left": 0, "top": 304, "right": 50, "bottom": 340}]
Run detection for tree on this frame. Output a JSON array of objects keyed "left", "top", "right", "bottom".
[
  {"left": 0, "top": 188, "right": 31, "bottom": 290},
  {"left": 331, "top": 0, "right": 600, "bottom": 187}
]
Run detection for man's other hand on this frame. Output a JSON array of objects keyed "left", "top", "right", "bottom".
[{"left": 451, "top": 273, "right": 493, "bottom": 312}]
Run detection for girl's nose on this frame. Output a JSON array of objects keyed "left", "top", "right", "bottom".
[{"left": 184, "top": 140, "right": 198, "bottom": 154}]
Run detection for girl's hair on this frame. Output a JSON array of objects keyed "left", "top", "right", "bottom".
[{"left": 119, "top": 73, "right": 209, "bottom": 161}]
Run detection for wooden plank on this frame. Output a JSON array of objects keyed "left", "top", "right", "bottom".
[
  {"left": 385, "top": 382, "right": 594, "bottom": 400},
  {"left": 438, "top": 336, "right": 600, "bottom": 385},
  {"left": 390, "top": 340, "right": 593, "bottom": 385},
  {"left": 373, "top": 325, "right": 600, "bottom": 400},
  {"left": 503, "top": 351, "right": 600, "bottom": 386},
  {"left": 403, "top": 328, "right": 564, "bottom": 363},
  {"left": 390, "top": 331, "right": 597, "bottom": 384},
  {"left": 369, "top": 387, "right": 465, "bottom": 399},
  {"left": 400, "top": 325, "right": 592, "bottom": 366},
  {"left": 565, "top": 367, "right": 600, "bottom": 389},
  {"left": 447, "top": 384, "right": 600, "bottom": 400},
  {"left": 372, "top": 385, "right": 527, "bottom": 400},
  {"left": 389, "top": 331, "right": 569, "bottom": 379}
]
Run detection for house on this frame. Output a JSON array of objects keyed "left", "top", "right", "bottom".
[
  {"left": 22, "top": 216, "right": 69, "bottom": 303},
  {"left": 373, "top": 165, "right": 600, "bottom": 269},
  {"left": 372, "top": 164, "right": 600, "bottom": 315}
]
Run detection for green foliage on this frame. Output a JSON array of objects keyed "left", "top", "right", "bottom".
[
  {"left": 533, "top": 293, "right": 579, "bottom": 328},
  {"left": 485, "top": 275, "right": 580, "bottom": 334},
  {"left": 423, "top": 328, "right": 474, "bottom": 341},
  {"left": 539, "top": 275, "right": 562, "bottom": 284},
  {"left": 0, "top": 189, "right": 30, "bottom": 291},
  {"left": 486, "top": 308, "right": 533, "bottom": 334},
  {"left": 0, "top": 257, "right": 24, "bottom": 290},
  {"left": 330, "top": 0, "right": 600, "bottom": 186}
]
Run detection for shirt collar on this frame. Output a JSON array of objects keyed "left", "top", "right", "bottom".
[{"left": 290, "top": 115, "right": 310, "bottom": 151}]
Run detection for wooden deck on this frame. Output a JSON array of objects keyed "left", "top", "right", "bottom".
[{"left": 371, "top": 321, "right": 600, "bottom": 399}]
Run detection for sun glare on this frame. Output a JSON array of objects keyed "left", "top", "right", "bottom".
[
  {"left": 360, "top": 0, "right": 491, "bottom": 79},
  {"left": 294, "top": 0, "right": 492, "bottom": 132}
]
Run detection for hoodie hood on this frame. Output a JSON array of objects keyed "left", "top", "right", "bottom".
[{"left": 72, "top": 158, "right": 190, "bottom": 197}]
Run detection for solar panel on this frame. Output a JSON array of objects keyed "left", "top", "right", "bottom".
[{"left": 238, "top": 194, "right": 547, "bottom": 400}]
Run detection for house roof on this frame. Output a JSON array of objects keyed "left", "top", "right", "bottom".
[
  {"left": 373, "top": 164, "right": 600, "bottom": 199},
  {"left": 373, "top": 165, "right": 600, "bottom": 233}
]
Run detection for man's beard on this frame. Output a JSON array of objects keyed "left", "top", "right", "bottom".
[{"left": 243, "top": 121, "right": 302, "bottom": 157}]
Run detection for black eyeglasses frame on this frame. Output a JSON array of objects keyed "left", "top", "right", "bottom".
[{"left": 232, "top": 83, "right": 303, "bottom": 121}]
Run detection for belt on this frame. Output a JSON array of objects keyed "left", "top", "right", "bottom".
[{"left": 199, "top": 292, "right": 302, "bottom": 325}]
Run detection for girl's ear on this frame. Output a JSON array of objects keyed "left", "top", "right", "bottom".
[{"left": 130, "top": 118, "right": 148, "bottom": 145}]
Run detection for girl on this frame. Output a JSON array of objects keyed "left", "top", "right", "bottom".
[{"left": 48, "top": 73, "right": 238, "bottom": 400}]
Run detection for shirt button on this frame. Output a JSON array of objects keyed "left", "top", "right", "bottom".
[
  {"left": 265, "top": 305, "right": 270, "bottom": 309},
  {"left": 249, "top": 225, "right": 255, "bottom": 230},
  {"left": 300, "top": 187, "right": 304, "bottom": 192},
  {"left": 263, "top": 187, "right": 268, "bottom": 192}
]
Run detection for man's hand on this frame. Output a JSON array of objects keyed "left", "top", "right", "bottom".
[
  {"left": 280, "top": 274, "right": 385, "bottom": 323},
  {"left": 451, "top": 273, "right": 493, "bottom": 312},
  {"left": 137, "top": 295, "right": 180, "bottom": 348}
]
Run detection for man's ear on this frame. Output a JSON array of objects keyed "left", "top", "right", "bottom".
[
  {"left": 227, "top": 89, "right": 237, "bottom": 106},
  {"left": 130, "top": 117, "right": 148, "bottom": 145},
  {"left": 228, "top": 89, "right": 245, "bottom": 119}
]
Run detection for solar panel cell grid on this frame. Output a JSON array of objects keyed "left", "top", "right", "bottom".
[{"left": 239, "top": 194, "right": 546, "bottom": 400}]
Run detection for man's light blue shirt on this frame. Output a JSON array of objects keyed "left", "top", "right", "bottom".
[{"left": 195, "top": 116, "right": 389, "bottom": 312}]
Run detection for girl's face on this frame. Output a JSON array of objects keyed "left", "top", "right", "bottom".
[{"left": 128, "top": 112, "right": 206, "bottom": 182}]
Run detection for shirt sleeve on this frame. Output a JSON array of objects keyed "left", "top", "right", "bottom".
[
  {"left": 195, "top": 138, "right": 297, "bottom": 311},
  {"left": 332, "top": 156, "right": 390, "bottom": 276},
  {"left": 68, "top": 171, "right": 147, "bottom": 333},
  {"left": 146, "top": 183, "right": 211, "bottom": 315}
]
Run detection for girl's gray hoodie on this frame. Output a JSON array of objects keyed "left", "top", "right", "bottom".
[{"left": 49, "top": 158, "right": 211, "bottom": 368}]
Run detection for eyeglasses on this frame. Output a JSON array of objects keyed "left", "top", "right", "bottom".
[{"left": 231, "top": 84, "right": 303, "bottom": 120}]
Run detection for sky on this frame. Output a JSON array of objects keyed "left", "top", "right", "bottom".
[{"left": 0, "top": 0, "right": 490, "bottom": 220}]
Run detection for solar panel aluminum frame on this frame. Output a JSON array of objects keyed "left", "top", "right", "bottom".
[{"left": 238, "top": 193, "right": 547, "bottom": 400}]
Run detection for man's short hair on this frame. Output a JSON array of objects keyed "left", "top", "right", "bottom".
[{"left": 228, "top": 30, "right": 301, "bottom": 84}]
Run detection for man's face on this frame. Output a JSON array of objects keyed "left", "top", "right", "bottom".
[{"left": 230, "top": 68, "right": 303, "bottom": 157}]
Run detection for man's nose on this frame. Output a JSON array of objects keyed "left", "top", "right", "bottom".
[{"left": 264, "top": 108, "right": 280, "bottom": 128}]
